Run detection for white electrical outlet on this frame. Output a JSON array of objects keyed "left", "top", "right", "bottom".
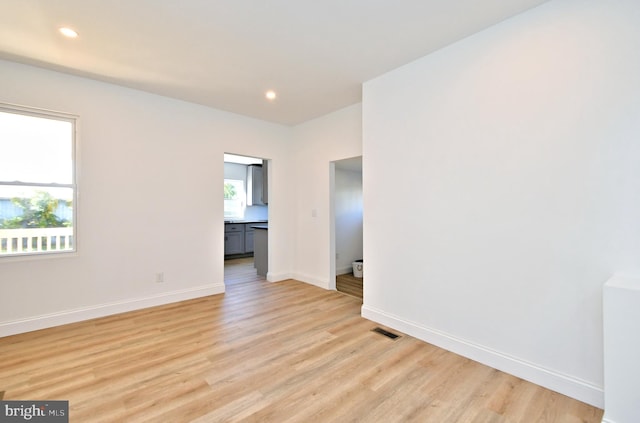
[{"left": 155, "top": 272, "right": 164, "bottom": 283}]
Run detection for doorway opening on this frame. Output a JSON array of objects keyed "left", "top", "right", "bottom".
[
  {"left": 223, "top": 153, "right": 270, "bottom": 286},
  {"left": 330, "top": 156, "right": 363, "bottom": 299}
]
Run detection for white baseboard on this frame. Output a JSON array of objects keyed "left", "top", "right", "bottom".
[
  {"left": 361, "top": 304, "right": 604, "bottom": 409},
  {"left": 0, "top": 283, "right": 225, "bottom": 338},
  {"left": 266, "top": 271, "right": 293, "bottom": 283},
  {"left": 290, "top": 272, "right": 330, "bottom": 290}
]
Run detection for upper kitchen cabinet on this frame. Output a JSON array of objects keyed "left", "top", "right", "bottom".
[
  {"left": 247, "top": 163, "right": 268, "bottom": 206},
  {"left": 261, "top": 160, "right": 268, "bottom": 204}
]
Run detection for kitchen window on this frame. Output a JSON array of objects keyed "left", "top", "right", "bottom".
[
  {"left": 0, "top": 105, "right": 77, "bottom": 257},
  {"left": 224, "top": 179, "right": 245, "bottom": 219}
]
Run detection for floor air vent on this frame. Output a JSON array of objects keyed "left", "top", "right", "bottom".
[{"left": 372, "top": 327, "right": 400, "bottom": 340}]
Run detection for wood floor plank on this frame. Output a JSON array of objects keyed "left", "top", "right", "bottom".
[
  {"left": 336, "top": 271, "right": 363, "bottom": 299},
  {"left": 0, "top": 259, "right": 603, "bottom": 422}
]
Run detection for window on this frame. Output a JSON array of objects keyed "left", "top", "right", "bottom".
[
  {"left": 224, "top": 179, "right": 245, "bottom": 219},
  {"left": 0, "top": 105, "right": 76, "bottom": 257}
]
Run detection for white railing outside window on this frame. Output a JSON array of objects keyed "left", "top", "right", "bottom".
[
  {"left": 1, "top": 104, "right": 77, "bottom": 258},
  {"left": 0, "top": 227, "right": 74, "bottom": 255}
]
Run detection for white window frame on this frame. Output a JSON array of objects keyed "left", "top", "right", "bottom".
[{"left": 0, "top": 103, "right": 78, "bottom": 259}]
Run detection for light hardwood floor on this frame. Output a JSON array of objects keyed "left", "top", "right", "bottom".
[
  {"left": 0, "top": 261, "right": 603, "bottom": 422},
  {"left": 224, "top": 257, "right": 260, "bottom": 287},
  {"left": 336, "top": 272, "right": 363, "bottom": 300}
]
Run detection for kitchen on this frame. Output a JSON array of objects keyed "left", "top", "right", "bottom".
[{"left": 224, "top": 154, "right": 269, "bottom": 279}]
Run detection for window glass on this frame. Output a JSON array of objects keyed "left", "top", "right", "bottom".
[
  {"left": 224, "top": 179, "right": 245, "bottom": 219},
  {"left": 0, "top": 107, "right": 76, "bottom": 257}
]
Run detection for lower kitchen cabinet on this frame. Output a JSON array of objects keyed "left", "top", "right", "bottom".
[
  {"left": 225, "top": 222, "right": 266, "bottom": 256},
  {"left": 224, "top": 232, "right": 244, "bottom": 255},
  {"left": 244, "top": 224, "right": 255, "bottom": 253},
  {"left": 253, "top": 227, "right": 268, "bottom": 276},
  {"left": 224, "top": 224, "right": 245, "bottom": 255}
]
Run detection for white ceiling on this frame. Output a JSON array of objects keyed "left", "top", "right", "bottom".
[{"left": 0, "top": 0, "right": 549, "bottom": 126}]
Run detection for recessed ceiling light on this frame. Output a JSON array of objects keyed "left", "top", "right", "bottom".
[
  {"left": 265, "top": 90, "right": 277, "bottom": 101},
  {"left": 59, "top": 27, "right": 78, "bottom": 38}
]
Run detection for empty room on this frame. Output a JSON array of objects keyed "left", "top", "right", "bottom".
[{"left": 1, "top": 1, "right": 639, "bottom": 422}]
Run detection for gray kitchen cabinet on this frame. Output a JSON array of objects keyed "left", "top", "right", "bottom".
[
  {"left": 261, "top": 159, "right": 268, "bottom": 204},
  {"left": 247, "top": 165, "right": 265, "bottom": 206},
  {"left": 224, "top": 224, "right": 245, "bottom": 255},
  {"left": 253, "top": 227, "right": 268, "bottom": 276},
  {"left": 244, "top": 224, "right": 255, "bottom": 253}
]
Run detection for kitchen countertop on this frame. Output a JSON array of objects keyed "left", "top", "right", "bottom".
[{"left": 224, "top": 220, "right": 268, "bottom": 224}]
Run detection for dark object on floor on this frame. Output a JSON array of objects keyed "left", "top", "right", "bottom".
[{"left": 372, "top": 327, "right": 400, "bottom": 340}]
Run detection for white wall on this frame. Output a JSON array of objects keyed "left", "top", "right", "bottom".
[
  {"left": 290, "top": 104, "right": 362, "bottom": 288},
  {"left": 335, "top": 168, "right": 363, "bottom": 275},
  {"left": 0, "top": 59, "right": 293, "bottom": 336},
  {"left": 224, "top": 162, "right": 248, "bottom": 181},
  {"left": 603, "top": 276, "right": 640, "bottom": 423},
  {"left": 362, "top": 0, "right": 640, "bottom": 408}
]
